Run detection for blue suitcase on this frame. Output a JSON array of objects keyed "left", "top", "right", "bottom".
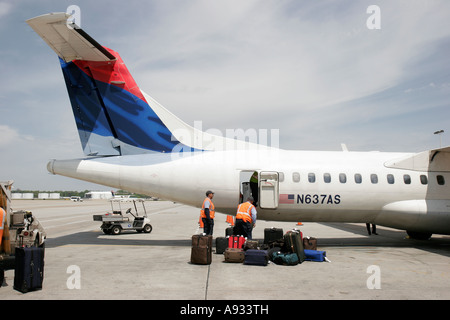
[
  {"left": 14, "top": 246, "right": 45, "bottom": 293},
  {"left": 244, "top": 249, "right": 268, "bottom": 266},
  {"left": 304, "top": 249, "right": 326, "bottom": 262}
]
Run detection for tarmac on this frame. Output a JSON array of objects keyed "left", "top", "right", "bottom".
[{"left": 1, "top": 199, "right": 450, "bottom": 304}]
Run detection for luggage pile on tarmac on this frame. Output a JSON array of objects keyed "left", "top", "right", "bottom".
[{"left": 190, "top": 227, "right": 329, "bottom": 266}]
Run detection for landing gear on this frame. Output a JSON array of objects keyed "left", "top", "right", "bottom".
[{"left": 406, "top": 231, "right": 432, "bottom": 240}]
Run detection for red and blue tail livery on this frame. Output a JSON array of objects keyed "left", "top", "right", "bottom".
[{"left": 28, "top": 12, "right": 194, "bottom": 156}]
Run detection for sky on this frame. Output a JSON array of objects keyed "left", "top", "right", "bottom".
[{"left": 1, "top": 0, "right": 450, "bottom": 191}]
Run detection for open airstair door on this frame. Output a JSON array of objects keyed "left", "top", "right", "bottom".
[{"left": 259, "top": 171, "right": 279, "bottom": 209}]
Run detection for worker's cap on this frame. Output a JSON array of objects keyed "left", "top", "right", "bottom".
[
  {"left": 206, "top": 190, "right": 214, "bottom": 196},
  {"left": 247, "top": 196, "right": 254, "bottom": 202}
]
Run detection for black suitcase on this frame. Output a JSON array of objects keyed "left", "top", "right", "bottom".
[
  {"left": 225, "top": 227, "right": 234, "bottom": 237},
  {"left": 264, "top": 227, "right": 283, "bottom": 244},
  {"left": 284, "top": 230, "right": 306, "bottom": 263},
  {"left": 215, "top": 237, "right": 228, "bottom": 254},
  {"left": 14, "top": 246, "right": 45, "bottom": 293},
  {"left": 190, "top": 234, "right": 212, "bottom": 265}
]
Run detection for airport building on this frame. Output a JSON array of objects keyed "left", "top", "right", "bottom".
[{"left": 85, "top": 191, "right": 114, "bottom": 200}]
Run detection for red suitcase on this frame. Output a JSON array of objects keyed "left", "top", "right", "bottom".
[{"left": 228, "top": 235, "right": 245, "bottom": 249}]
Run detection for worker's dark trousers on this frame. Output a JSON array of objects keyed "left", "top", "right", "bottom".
[
  {"left": 202, "top": 218, "right": 214, "bottom": 235},
  {"left": 234, "top": 219, "right": 253, "bottom": 239}
]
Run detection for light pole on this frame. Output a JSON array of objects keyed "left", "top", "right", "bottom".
[{"left": 434, "top": 130, "right": 444, "bottom": 148}]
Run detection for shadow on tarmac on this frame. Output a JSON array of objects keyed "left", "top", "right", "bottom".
[
  {"left": 45, "top": 231, "right": 192, "bottom": 248},
  {"left": 319, "top": 222, "right": 450, "bottom": 257},
  {"left": 44, "top": 222, "right": 450, "bottom": 258}
]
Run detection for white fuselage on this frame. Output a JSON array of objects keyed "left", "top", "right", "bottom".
[{"left": 47, "top": 148, "right": 450, "bottom": 235}]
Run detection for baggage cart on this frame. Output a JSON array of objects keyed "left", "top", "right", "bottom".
[{"left": 93, "top": 199, "right": 152, "bottom": 235}]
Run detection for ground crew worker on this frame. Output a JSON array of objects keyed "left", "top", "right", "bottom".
[
  {"left": 234, "top": 196, "right": 257, "bottom": 239},
  {"left": 200, "top": 191, "right": 215, "bottom": 235},
  {"left": 249, "top": 171, "right": 259, "bottom": 207},
  {"left": 366, "top": 223, "right": 378, "bottom": 235},
  {"left": 0, "top": 208, "right": 5, "bottom": 248}
]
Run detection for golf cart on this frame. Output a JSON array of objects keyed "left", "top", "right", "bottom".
[{"left": 93, "top": 199, "right": 153, "bottom": 235}]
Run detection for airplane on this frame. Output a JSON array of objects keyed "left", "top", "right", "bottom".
[{"left": 27, "top": 12, "right": 450, "bottom": 240}]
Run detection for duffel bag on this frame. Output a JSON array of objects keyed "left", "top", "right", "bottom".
[
  {"left": 272, "top": 251, "right": 299, "bottom": 266},
  {"left": 304, "top": 249, "right": 326, "bottom": 262}
]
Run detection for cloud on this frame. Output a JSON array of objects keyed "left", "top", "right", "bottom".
[
  {"left": 0, "top": 2, "right": 12, "bottom": 18},
  {"left": 124, "top": 1, "right": 450, "bottom": 136},
  {"left": 0, "top": 125, "right": 20, "bottom": 147}
]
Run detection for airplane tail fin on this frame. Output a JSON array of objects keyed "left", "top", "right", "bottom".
[
  {"left": 27, "top": 13, "right": 196, "bottom": 156},
  {"left": 27, "top": 13, "right": 273, "bottom": 155}
]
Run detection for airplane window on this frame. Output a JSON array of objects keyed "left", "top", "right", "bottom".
[
  {"left": 339, "top": 173, "right": 347, "bottom": 183},
  {"left": 420, "top": 175, "right": 428, "bottom": 185},
  {"left": 387, "top": 174, "right": 395, "bottom": 184},
  {"left": 279, "top": 172, "right": 285, "bottom": 182},
  {"left": 437, "top": 175, "right": 445, "bottom": 185},
  {"left": 371, "top": 174, "right": 378, "bottom": 184},
  {"left": 403, "top": 174, "right": 411, "bottom": 184},
  {"left": 308, "top": 173, "right": 316, "bottom": 183},
  {"left": 324, "top": 173, "right": 331, "bottom": 183},
  {"left": 292, "top": 172, "right": 300, "bottom": 183},
  {"left": 354, "top": 173, "right": 362, "bottom": 184}
]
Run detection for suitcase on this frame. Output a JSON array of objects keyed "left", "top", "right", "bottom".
[
  {"left": 224, "top": 248, "right": 245, "bottom": 263},
  {"left": 267, "top": 246, "right": 282, "bottom": 261},
  {"left": 304, "top": 249, "right": 327, "bottom": 262},
  {"left": 228, "top": 235, "right": 245, "bottom": 249},
  {"left": 268, "top": 238, "right": 285, "bottom": 250},
  {"left": 264, "top": 227, "right": 283, "bottom": 244},
  {"left": 192, "top": 234, "right": 212, "bottom": 247},
  {"left": 244, "top": 240, "right": 258, "bottom": 251},
  {"left": 14, "top": 246, "right": 45, "bottom": 293},
  {"left": 303, "top": 236, "right": 317, "bottom": 250},
  {"left": 272, "top": 251, "right": 299, "bottom": 266},
  {"left": 191, "top": 234, "right": 212, "bottom": 265},
  {"left": 244, "top": 249, "right": 268, "bottom": 266},
  {"left": 215, "top": 237, "right": 228, "bottom": 254},
  {"left": 225, "top": 227, "right": 234, "bottom": 237},
  {"left": 284, "top": 230, "right": 306, "bottom": 263}
]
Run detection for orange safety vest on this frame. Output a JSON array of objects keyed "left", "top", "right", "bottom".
[
  {"left": 200, "top": 197, "right": 215, "bottom": 219},
  {"left": 236, "top": 201, "right": 255, "bottom": 224},
  {"left": 0, "top": 208, "right": 5, "bottom": 247}
]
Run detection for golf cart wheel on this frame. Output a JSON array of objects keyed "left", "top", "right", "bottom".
[
  {"left": 143, "top": 224, "right": 153, "bottom": 233},
  {"left": 111, "top": 226, "right": 122, "bottom": 235}
]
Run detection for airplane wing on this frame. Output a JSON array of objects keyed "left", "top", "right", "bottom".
[
  {"left": 385, "top": 146, "right": 450, "bottom": 172},
  {"left": 26, "top": 12, "right": 116, "bottom": 62}
]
